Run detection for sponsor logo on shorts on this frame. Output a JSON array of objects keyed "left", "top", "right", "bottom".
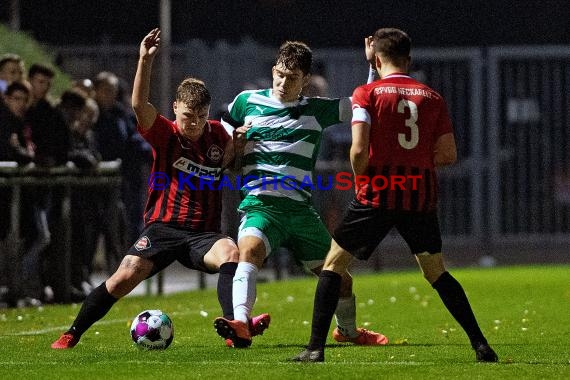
[{"left": 134, "top": 236, "right": 151, "bottom": 251}]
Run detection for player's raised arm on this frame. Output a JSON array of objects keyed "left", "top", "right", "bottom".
[{"left": 132, "top": 28, "right": 160, "bottom": 130}]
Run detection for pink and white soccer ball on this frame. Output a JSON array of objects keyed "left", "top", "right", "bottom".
[{"left": 130, "top": 309, "right": 174, "bottom": 349}]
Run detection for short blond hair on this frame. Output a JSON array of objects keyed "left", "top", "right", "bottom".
[{"left": 176, "top": 77, "right": 211, "bottom": 108}]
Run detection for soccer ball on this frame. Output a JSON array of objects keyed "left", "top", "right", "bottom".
[{"left": 130, "top": 309, "right": 174, "bottom": 349}]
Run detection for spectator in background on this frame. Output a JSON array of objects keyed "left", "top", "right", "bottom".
[
  {"left": 0, "top": 82, "right": 35, "bottom": 165},
  {"left": 116, "top": 76, "right": 152, "bottom": 245},
  {"left": 0, "top": 81, "right": 35, "bottom": 307},
  {"left": 92, "top": 71, "right": 151, "bottom": 274},
  {"left": 75, "top": 97, "right": 103, "bottom": 287},
  {"left": 27, "top": 63, "right": 70, "bottom": 167},
  {"left": 68, "top": 96, "right": 101, "bottom": 169},
  {"left": 0, "top": 54, "right": 25, "bottom": 94},
  {"left": 91, "top": 71, "right": 128, "bottom": 273},
  {"left": 58, "top": 89, "right": 102, "bottom": 300},
  {"left": 26, "top": 63, "right": 71, "bottom": 303},
  {"left": 0, "top": 54, "right": 27, "bottom": 157}
]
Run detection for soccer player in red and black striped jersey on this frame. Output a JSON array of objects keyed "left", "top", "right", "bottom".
[
  {"left": 51, "top": 28, "right": 269, "bottom": 349},
  {"left": 293, "top": 28, "right": 497, "bottom": 363}
]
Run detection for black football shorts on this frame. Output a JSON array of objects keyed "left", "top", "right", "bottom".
[
  {"left": 333, "top": 198, "right": 442, "bottom": 260},
  {"left": 127, "top": 223, "right": 231, "bottom": 275}
]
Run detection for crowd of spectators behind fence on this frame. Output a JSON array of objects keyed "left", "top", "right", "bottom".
[{"left": 0, "top": 52, "right": 152, "bottom": 308}]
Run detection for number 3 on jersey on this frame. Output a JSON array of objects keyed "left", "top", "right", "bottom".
[{"left": 397, "top": 99, "right": 419, "bottom": 149}]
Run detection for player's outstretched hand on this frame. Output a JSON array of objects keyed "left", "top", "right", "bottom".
[{"left": 140, "top": 28, "right": 161, "bottom": 59}]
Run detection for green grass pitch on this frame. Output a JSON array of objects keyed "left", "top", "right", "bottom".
[{"left": 1, "top": 265, "right": 569, "bottom": 379}]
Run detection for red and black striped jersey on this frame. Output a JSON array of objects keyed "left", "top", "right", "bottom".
[
  {"left": 138, "top": 115, "right": 230, "bottom": 231},
  {"left": 351, "top": 74, "right": 453, "bottom": 212}
]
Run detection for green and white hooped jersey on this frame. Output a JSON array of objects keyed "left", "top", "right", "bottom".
[{"left": 222, "top": 89, "right": 351, "bottom": 202}]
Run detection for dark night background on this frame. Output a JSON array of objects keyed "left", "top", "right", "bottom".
[{"left": 1, "top": 0, "right": 569, "bottom": 47}]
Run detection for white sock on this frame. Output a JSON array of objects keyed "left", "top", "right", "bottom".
[
  {"left": 334, "top": 294, "right": 358, "bottom": 338},
  {"left": 232, "top": 262, "right": 258, "bottom": 323}
]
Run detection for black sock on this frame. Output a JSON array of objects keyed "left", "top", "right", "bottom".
[
  {"left": 307, "top": 270, "right": 342, "bottom": 350},
  {"left": 217, "top": 262, "right": 238, "bottom": 320},
  {"left": 432, "top": 271, "right": 487, "bottom": 348},
  {"left": 67, "top": 282, "right": 118, "bottom": 338}
]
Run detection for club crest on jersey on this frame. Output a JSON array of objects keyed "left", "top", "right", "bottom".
[
  {"left": 173, "top": 157, "right": 221, "bottom": 179},
  {"left": 134, "top": 236, "right": 151, "bottom": 251},
  {"left": 207, "top": 144, "right": 223, "bottom": 162}
]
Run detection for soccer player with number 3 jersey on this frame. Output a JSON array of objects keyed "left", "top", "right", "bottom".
[{"left": 292, "top": 28, "right": 498, "bottom": 362}]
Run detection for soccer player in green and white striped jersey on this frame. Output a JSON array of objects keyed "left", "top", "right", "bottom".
[{"left": 214, "top": 39, "right": 388, "bottom": 349}]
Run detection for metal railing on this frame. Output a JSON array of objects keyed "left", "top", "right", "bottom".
[{"left": 0, "top": 161, "right": 122, "bottom": 303}]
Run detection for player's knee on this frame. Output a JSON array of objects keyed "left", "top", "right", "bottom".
[
  {"left": 106, "top": 264, "right": 147, "bottom": 297},
  {"left": 416, "top": 252, "right": 445, "bottom": 284},
  {"left": 113, "top": 256, "right": 152, "bottom": 281},
  {"left": 323, "top": 242, "right": 352, "bottom": 273},
  {"left": 238, "top": 242, "right": 266, "bottom": 267},
  {"left": 207, "top": 238, "right": 239, "bottom": 265},
  {"left": 218, "top": 246, "right": 239, "bottom": 263},
  {"left": 323, "top": 261, "right": 349, "bottom": 275},
  {"left": 226, "top": 247, "right": 240, "bottom": 262},
  {"left": 110, "top": 266, "right": 137, "bottom": 285}
]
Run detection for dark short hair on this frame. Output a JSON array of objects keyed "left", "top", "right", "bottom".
[
  {"left": 28, "top": 63, "right": 55, "bottom": 79},
  {"left": 5, "top": 81, "right": 30, "bottom": 96},
  {"left": 373, "top": 28, "right": 411, "bottom": 65},
  {"left": 275, "top": 41, "right": 312, "bottom": 75},
  {"left": 59, "top": 89, "right": 87, "bottom": 111},
  {"left": 176, "top": 77, "right": 211, "bottom": 109}
]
